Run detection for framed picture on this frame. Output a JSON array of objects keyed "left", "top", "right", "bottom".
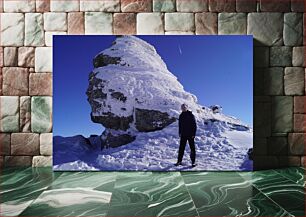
[{"left": 53, "top": 35, "right": 253, "bottom": 171}]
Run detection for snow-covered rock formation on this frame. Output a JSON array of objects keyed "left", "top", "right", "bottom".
[
  {"left": 53, "top": 36, "right": 253, "bottom": 171},
  {"left": 86, "top": 36, "right": 248, "bottom": 148}
]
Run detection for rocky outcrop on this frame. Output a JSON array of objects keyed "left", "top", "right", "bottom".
[
  {"left": 86, "top": 36, "right": 248, "bottom": 149},
  {"left": 102, "top": 131, "right": 136, "bottom": 148},
  {"left": 90, "top": 112, "right": 133, "bottom": 131},
  {"left": 135, "top": 108, "right": 176, "bottom": 132},
  {"left": 86, "top": 36, "right": 187, "bottom": 148},
  {"left": 111, "top": 91, "right": 127, "bottom": 102},
  {"left": 93, "top": 54, "right": 121, "bottom": 68}
]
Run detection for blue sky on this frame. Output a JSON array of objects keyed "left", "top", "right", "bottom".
[{"left": 53, "top": 35, "right": 253, "bottom": 137}]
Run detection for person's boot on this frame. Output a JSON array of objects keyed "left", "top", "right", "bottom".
[
  {"left": 174, "top": 161, "right": 182, "bottom": 166},
  {"left": 191, "top": 162, "right": 197, "bottom": 167}
]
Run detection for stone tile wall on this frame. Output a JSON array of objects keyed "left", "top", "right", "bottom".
[{"left": 0, "top": 0, "right": 305, "bottom": 169}]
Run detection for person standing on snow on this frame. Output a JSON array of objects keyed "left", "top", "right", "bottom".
[{"left": 175, "top": 103, "right": 197, "bottom": 167}]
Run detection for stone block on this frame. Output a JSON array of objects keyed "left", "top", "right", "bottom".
[
  {"left": 31, "top": 96, "right": 52, "bottom": 133},
  {"left": 254, "top": 102, "right": 271, "bottom": 137},
  {"left": 0, "top": 133, "right": 10, "bottom": 155},
  {"left": 68, "top": 12, "right": 84, "bottom": 35},
  {"left": 50, "top": 0, "right": 79, "bottom": 12},
  {"left": 18, "top": 47, "right": 35, "bottom": 67},
  {"left": 292, "top": 46, "right": 305, "bottom": 66},
  {"left": 165, "top": 13, "right": 195, "bottom": 31},
  {"left": 114, "top": 13, "right": 137, "bottom": 35},
  {"left": 304, "top": 13, "right": 306, "bottom": 45},
  {"left": 20, "top": 96, "right": 31, "bottom": 132},
  {"left": 121, "top": 0, "right": 152, "bottom": 12},
  {"left": 25, "top": 13, "right": 44, "bottom": 46},
  {"left": 302, "top": 156, "right": 305, "bottom": 167},
  {"left": 85, "top": 12, "right": 113, "bottom": 34},
  {"left": 253, "top": 156, "right": 279, "bottom": 170},
  {"left": 253, "top": 137, "right": 267, "bottom": 155},
  {"left": 4, "top": 47, "right": 18, "bottom": 66},
  {"left": 284, "top": 13, "right": 303, "bottom": 46},
  {"left": 177, "top": 0, "right": 207, "bottom": 12},
  {"left": 294, "top": 96, "right": 305, "bottom": 113},
  {"left": 3, "top": 0, "right": 35, "bottom": 12},
  {"left": 165, "top": 31, "right": 195, "bottom": 35},
  {"left": 45, "top": 32, "right": 67, "bottom": 47},
  {"left": 29, "top": 73, "right": 52, "bottom": 96},
  {"left": 267, "top": 136, "right": 288, "bottom": 155},
  {"left": 40, "top": 133, "right": 52, "bottom": 155},
  {"left": 254, "top": 68, "right": 264, "bottom": 95},
  {"left": 0, "top": 157, "right": 3, "bottom": 168},
  {"left": 272, "top": 96, "right": 293, "bottom": 133},
  {"left": 236, "top": 0, "right": 256, "bottom": 12},
  {"left": 32, "top": 156, "right": 52, "bottom": 167},
  {"left": 137, "top": 13, "right": 164, "bottom": 34},
  {"left": 0, "top": 47, "right": 3, "bottom": 67},
  {"left": 4, "top": 156, "right": 32, "bottom": 167},
  {"left": 294, "top": 114, "right": 306, "bottom": 132},
  {"left": 36, "top": 0, "right": 50, "bottom": 12},
  {"left": 0, "top": 13, "right": 24, "bottom": 46},
  {"left": 218, "top": 13, "right": 247, "bottom": 35},
  {"left": 11, "top": 133, "right": 39, "bottom": 155},
  {"left": 254, "top": 96, "right": 271, "bottom": 103},
  {"left": 80, "top": 0, "right": 120, "bottom": 12},
  {"left": 208, "top": 0, "right": 235, "bottom": 12},
  {"left": 0, "top": 96, "right": 19, "bottom": 132},
  {"left": 260, "top": 0, "right": 290, "bottom": 12},
  {"left": 254, "top": 47, "right": 269, "bottom": 67},
  {"left": 284, "top": 67, "right": 305, "bottom": 95},
  {"left": 44, "top": 12, "right": 67, "bottom": 31},
  {"left": 288, "top": 133, "right": 305, "bottom": 155},
  {"left": 0, "top": 69, "right": 2, "bottom": 95},
  {"left": 195, "top": 12, "right": 217, "bottom": 35},
  {"left": 2, "top": 67, "right": 29, "bottom": 96},
  {"left": 153, "top": 0, "right": 175, "bottom": 12},
  {"left": 35, "top": 47, "right": 52, "bottom": 72},
  {"left": 304, "top": 68, "right": 306, "bottom": 95},
  {"left": 278, "top": 156, "right": 301, "bottom": 167},
  {"left": 247, "top": 13, "right": 283, "bottom": 46},
  {"left": 264, "top": 67, "right": 284, "bottom": 95},
  {"left": 270, "top": 46, "right": 292, "bottom": 67},
  {"left": 291, "top": 0, "right": 305, "bottom": 12}
]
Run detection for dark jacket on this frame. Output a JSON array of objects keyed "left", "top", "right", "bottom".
[{"left": 179, "top": 110, "right": 197, "bottom": 137}]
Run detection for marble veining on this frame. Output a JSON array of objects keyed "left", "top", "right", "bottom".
[
  {"left": 33, "top": 188, "right": 112, "bottom": 207},
  {"left": 239, "top": 168, "right": 305, "bottom": 216},
  {"left": 20, "top": 188, "right": 112, "bottom": 216},
  {"left": 182, "top": 171, "right": 292, "bottom": 216},
  {"left": 0, "top": 167, "right": 60, "bottom": 216},
  {"left": 49, "top": 171, "right": 117, "bottom": 191},
  {"left": 0, "top": 167, "right": 305, "bottom": 216},
  {"left": 18, "top": 171, "right": 116, "bottom": 216},
  {"left": 274, "top": 167, "right": 305, "bottom": 187}
]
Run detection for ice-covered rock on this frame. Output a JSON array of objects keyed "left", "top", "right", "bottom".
[
  {"left": 86, "top": 36, "right": 197, "bottom": 147},
  {"left": 209, "top": 105, "right": 222, "bottom": 113}
]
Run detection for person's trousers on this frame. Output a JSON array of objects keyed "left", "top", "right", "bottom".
[{"left": 177, "top": 136, "right": 196, "bottom": 163}]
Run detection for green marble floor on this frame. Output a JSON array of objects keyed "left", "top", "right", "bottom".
[{"left": 0, "top": 167, "right": 305, "bottom": 216}]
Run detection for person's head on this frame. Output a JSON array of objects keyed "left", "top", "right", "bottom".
[{"left": 181, "top": 104, "right": 188, "bottom": 112}]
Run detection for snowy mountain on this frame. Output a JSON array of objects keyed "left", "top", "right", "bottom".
[{"left": 53, "top": 36, "right": 253, "bottom": 171}]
